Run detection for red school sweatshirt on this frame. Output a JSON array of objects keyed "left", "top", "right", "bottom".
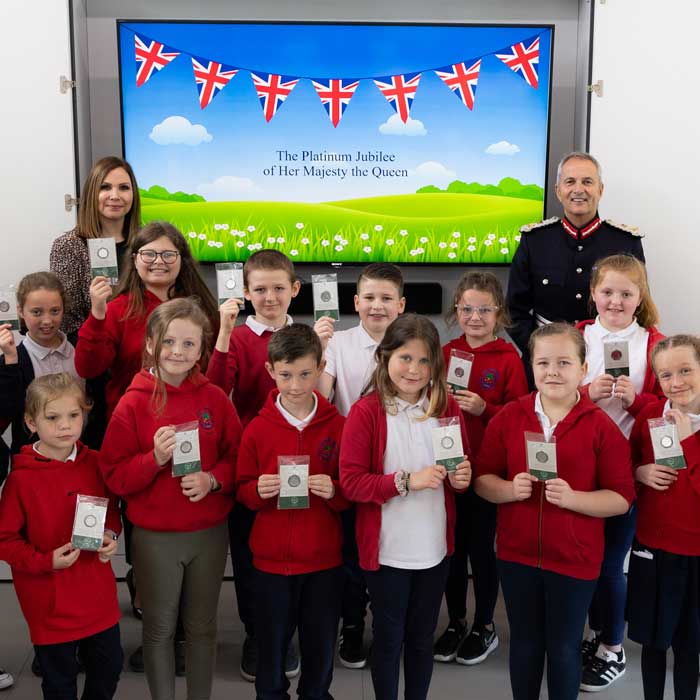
[
  {"left": 75, "top": 290, "right": 162, "bottom": 418},
  {"left": 442, "top": 336, "right": 529, "bottom": 455},
  {"left": 236, "top": 390, "right": 347, "bottom": 575},
  {"left": 206, "top": 323, "right": 278, "bottom": 427},
  {"left": 576, "top": 320, "right": 665, "bottom": 418},
  {"left": 631, "top": 400, "right": 700, "bottom": 556},
  {"left": 339, "top": 391, "right": 470, "bottom": 572},
  {"left": 99, "top": 368, "right": 242, "bottom": 532},
  {"left": 0, "top": 444, "right": 121, "bottom": 645},
  {"left": 475, "top": 393, "right": 635, "bottom": 580}
]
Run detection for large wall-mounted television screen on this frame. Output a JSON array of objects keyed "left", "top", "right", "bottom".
[{"left": 118, "top": 21, "right": 553, "bottom": 265}]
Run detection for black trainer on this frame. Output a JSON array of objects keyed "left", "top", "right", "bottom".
[
  {"left": 433, "top": 620, "right": 468, "bottom": 662},
  {"left": 580, "top": 646, "right": 626, "bottom": 692},
  {"left": 285, "top": 642, "right": 300, "bottom": 679},
  {"left": 456, "top": 624, "right": 499, "bottom": 666},
  {"left": 240, "top": 636, "right": 257, "bottom": 682},
  {"left": 338, "top": 626, "right": 367, "bottom": 669},
  {"left": 581, "top": 629, "right": 601, "bottom": 668}
]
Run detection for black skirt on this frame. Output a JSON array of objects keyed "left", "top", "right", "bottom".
[{"left": 626, "top": 538, "right": 700, "bottom": 651}]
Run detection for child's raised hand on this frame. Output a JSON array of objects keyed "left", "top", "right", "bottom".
[
  {"left": 635, "top": 462, "right": 679, "bottom": 490},
  {"left": 588, "top": 374, "right": 615, "bottom": 402},
  {"left": 219, "top": 298, "right": 243, "bottom": 334},
  {"left": 153, "top": 425, "right": 176, "bottom": 466},
  {"left": 89, "top": 276, "right": 112, "bottom": 320},
  {"left": 613, "top": 375, "right": 636, "bottom": 408},
  {"left": 0, "top": 324, "right": 18, "bottom": 363},
  {"left": 451, "top": 389, "right": 486, "bottom": 416},
  {"left": 447, "top": 459, "right": 472, "bottom": 490},
  {"left": 257, "top": 473, "right": 281, "bottom": 499},
  {"left": 512, "top": 472, "right": 536, "bottom": 501},
  {"left": 180, "top": 471, "right": 212, "bottom": 502},
  {"left": 309, "top": 473, "right": 335, "bottom": 500},
  {"left": 665, "top": 408, "right": 693, "bottom": 442},
  {"left": 97, "top": 532, "right": 118, "bottom": 563},
  {"left": 52, "top": 543, "right": 80, "bottom": 570},
  {"left": 544, "top": 478, "right": 575, "bottom": 509},
  {"left": 409, "top": 465, "right": 447, "bottom": 491},
  {"left": 313, "top": 316, "right": 335, "bottom": 350}
]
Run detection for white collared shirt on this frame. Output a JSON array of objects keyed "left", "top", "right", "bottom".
[
  {"left": 245, "top": 314, "right": 293, "bottom": 336},
  {"left": 33, "top": 442, "right": 77, "bottom": 462},
  {"left": 22, "top": 332, "right": 81, "bottom": 384},
  {"left": 379, "top": 392, "right": 446, "bottom": 570},
  {"left": 583, "top": 317, "right": 648, "bottom": 438},
  {"left": 275, "top": 392, "right": 318, "bottom": 431},
  {"left": 662, "top": 400, "right": 700, "bottom": 436},
  {"left": 534, "top": 391, "right": 580, "bottom": 441},
  {"left": 324, "top": 322, "right": 378, "bottom": 416}
]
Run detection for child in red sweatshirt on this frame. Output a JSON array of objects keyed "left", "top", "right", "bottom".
[
  {"left": 436, "top": 271, "right": 528, "bottom": 666},
  {"left": 0, "top": 373, "right": 122, "bottom": 699},
  {"left": 236, "top": 323, "right": 346, "bottom": 699},
  {"left": 99, "top": 298, "right": 241, "bottom": 700},
  {"left": 627, "top": 334, "right": 700, "bottom": 700}
]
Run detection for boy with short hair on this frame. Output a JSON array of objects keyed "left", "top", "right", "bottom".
[
  {"left": 206, "top": 248, "right": 301, "bottom": 681},
  {"left": 313, "top": 262, "right": 405, "bottom": 668},
  {"left": 236, "top": 323, "right": 346, "bottom": 700}
]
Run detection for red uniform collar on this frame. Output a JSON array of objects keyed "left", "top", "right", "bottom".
[{"left": 561, "top": 215, "right": 602, "bottom": 240}]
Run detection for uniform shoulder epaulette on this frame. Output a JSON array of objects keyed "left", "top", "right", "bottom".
[
  {"left": 519, "top": 216, "right": 559, "bottom": 234},
  {"left": 604, "top": 219, "right": 644, "bottom": 237}
]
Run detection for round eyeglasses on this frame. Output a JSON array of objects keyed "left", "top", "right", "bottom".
[{"left": 136, "top": 249, "right": 180, "bottom": 264}]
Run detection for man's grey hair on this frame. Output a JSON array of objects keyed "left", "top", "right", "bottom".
[{"left": 556, "top": 152, "right": 603, "bottom": 184}]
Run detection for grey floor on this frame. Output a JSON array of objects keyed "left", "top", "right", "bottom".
[{"left": 0, "top": 580, "right": 677, "bottom": 699}]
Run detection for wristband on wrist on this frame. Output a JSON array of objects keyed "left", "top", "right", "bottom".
[
  {"left": 208, "top": 472, "right": 221, "bottom": 492},
  {"left": 394, "top": 470, "right": 409, "bottom": 498}
]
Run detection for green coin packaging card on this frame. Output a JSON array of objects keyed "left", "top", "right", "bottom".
[
  {"left": 71, "top": 494, "right": 108, "bottom": 550},
  {"left": 648, "top": 416, "right": 687, "bottom": 469},
  {"left": 525, "top": 431, "right": 557, "bottom": 481},
  {"left": 87, "top": 237, "right": 119, "bottom": 285},
  {"left": 603, "top": 339, "right": 630, "bottom": 378},
  {"left": 215, "top": 262, "right": 244, "bottom": 305},
  {"left": 431, "top": 417, "right": 464, "bottom": 472},
  {"left": 0, "top": 285, "right": 19, "bottom": 331},
  {"left": 172, "top": 421, "right": 202, "bottom": 476},
  {"left": 312, "top": 273, "right": 339, "bottom": 321},
  {"left": 446, "top": 348, "right": 474, "bottom": 392},
  {"left": 278, "top": 455, "right": 310, "bottom": 509}
]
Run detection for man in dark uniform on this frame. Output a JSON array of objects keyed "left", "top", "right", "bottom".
[{"left": 507, "top": 152, "right": 645, "bottom": 372}]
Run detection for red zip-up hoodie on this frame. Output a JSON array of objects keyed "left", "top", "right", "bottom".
[
  {"left": 100, "top": 368, "right": 242, "bottom": 532},
  {"left": 631, "top": 399, "right": 700, "bottom": 555},
  {"left": 576, "top": 320, "right": 665, "bottom": 418},
  {"left": 236, "top": 390, "right": 347, "bottom": 575},
  {"left": 75, "top": 290, "right": 161, "bottom": 418},
  {"left": 475, "top": 392, "right": 635, "bottom": 580},
  {"left": 340, "top": 391, "right": 470, "bottom": 572},
  {"left": 0, "top": 443, "right": 121, "bottom": 644},
  {"left": 442, "top": 336, "right": 529, "bottom": 455}
]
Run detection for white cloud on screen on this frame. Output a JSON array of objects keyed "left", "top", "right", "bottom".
[
  {"left": 409, "top": 160, "right": 457, "bottom": 184},
  {"left": 485, "top": 140, "right": 520, "bottom": 156},
  {"left": 378, "top": 114, "right": 427, "bottom": 136},
  {"left": 149, "top": 116, "right": 213, "bottom": 146},
  {"left": 196, "top": 175, "right": 261, "bottom": 201}
]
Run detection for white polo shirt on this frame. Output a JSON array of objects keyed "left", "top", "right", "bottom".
[{"left": 324, "top": 322, "right": 378, "bottom": 416}]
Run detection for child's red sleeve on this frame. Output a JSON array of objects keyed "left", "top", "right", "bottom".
[
  {"left": 206, "top": 343, "right": 239, "bottom": 397},
  {"left": 482, "top": 355, "right": 529, "bottom": 422},
  {"left": 208, "top": 398, "right": 242, "bottom": 495},
  {"left": 235, "top": 423, "right": 269, "bottom": 511},
  {"left": 75, "top": 310, "right": 119, "bottom": 379},
  {"left": 474, "top": 412, "right": 509, "bottom": 480},
  {"left": 325, "top": 419, "right": 349, "bottom": 511},
  {"left": 595, "top": 415, "right": 636, "bottom": 506},
  {"left": 682, "top": 434, "right": 700, "bottom": 498}
]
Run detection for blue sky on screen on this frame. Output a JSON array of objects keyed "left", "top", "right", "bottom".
[{"left": 119, "top": 22, "right": 552, "bottom": 202}]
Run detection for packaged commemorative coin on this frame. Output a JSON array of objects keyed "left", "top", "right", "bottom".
[
  {"left": 446, "top": 348, "right": 474, "bottom": 392},
  {"left": 278, "top": 455, "right": 310, "bottom": 509},
  {"left": 215, "top": 262, "right": 244, "bottom": 305},
  {"left": 312, "top": 273, "right": 339, "bottom": 321},
  {"left": 71, "top": 494, "right": 108, "bottom": 550},
  {"left": 525, "top": 431, "right": 557, "bottom": 481},
  {"left": 0, "top": 285, "right": 19, "bottom": 331},
  {"left": 648, "top": 416, "right": 687, "bottom": 469},
  {"left": 431, "top": 417, "right": 464, "bottom": 472},
  {"left": 87, "top": 237, "right": 119, "bottom": 285},
  {"left": 603, "top": 339, "right": 630, "bottom": 378},
  {"left": 172, "top": 421, "right": 202, "bottom": 477}
]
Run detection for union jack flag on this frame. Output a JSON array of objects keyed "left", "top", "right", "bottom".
[
  {"left": 495, "top": 37, "right": 540, "bottom": 89},
  {"left": 134, "top": 33, "right": 179, "bottom": 88},
  {"left": 191, "top": 57, "right": 238, "bottom": 109},
  {"left": 311, "top": 78, "right": 360, "bottom": 127},
  {"left": 373, "top": 72, "right": 422, "bottom": 123},
  {"left": 250, "top": 71, "right": 299, "bottom": 122},
  {"left": 434, "top": 59, "right": 481, "bottom": 111}
]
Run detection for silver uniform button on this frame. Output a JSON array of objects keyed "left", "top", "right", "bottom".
[
  {"left": 575, "top": 293, "right": 582, "bottom": 299},
  {"left": 578, "top": 245, "right": 583, "bottom": 251},
  {"left": 576, "top": 267, "right": 583, "bottom": 274},
  {"left": 542, "top": 279, "right": 549, "bottom": 285}
]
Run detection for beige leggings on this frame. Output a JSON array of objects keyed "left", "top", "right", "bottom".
[{"left": 132, "top": 522, "right": 228, "bottom": 700}]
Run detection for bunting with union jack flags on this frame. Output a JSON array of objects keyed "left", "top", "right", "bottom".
[
  {"left": 134, "top": 33, "right": 180, "bottom": 88},
  {"left": 311, "top": 78, "right": 360, "bottom": 127},
  {"left": 495, "top": 37, "right": 540, "bottom": 89},
  {"left": 373, "top": 72, "right": 422, "bottom": 123},
  {"left": 191, "top": 57, "right": 238, "bottom": 109},
  {"left": 434, "top": 59, "right": 481, "bottom": 111},
  {"left": 250, "top": 71, "right": 300, "bottom": 122}
]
